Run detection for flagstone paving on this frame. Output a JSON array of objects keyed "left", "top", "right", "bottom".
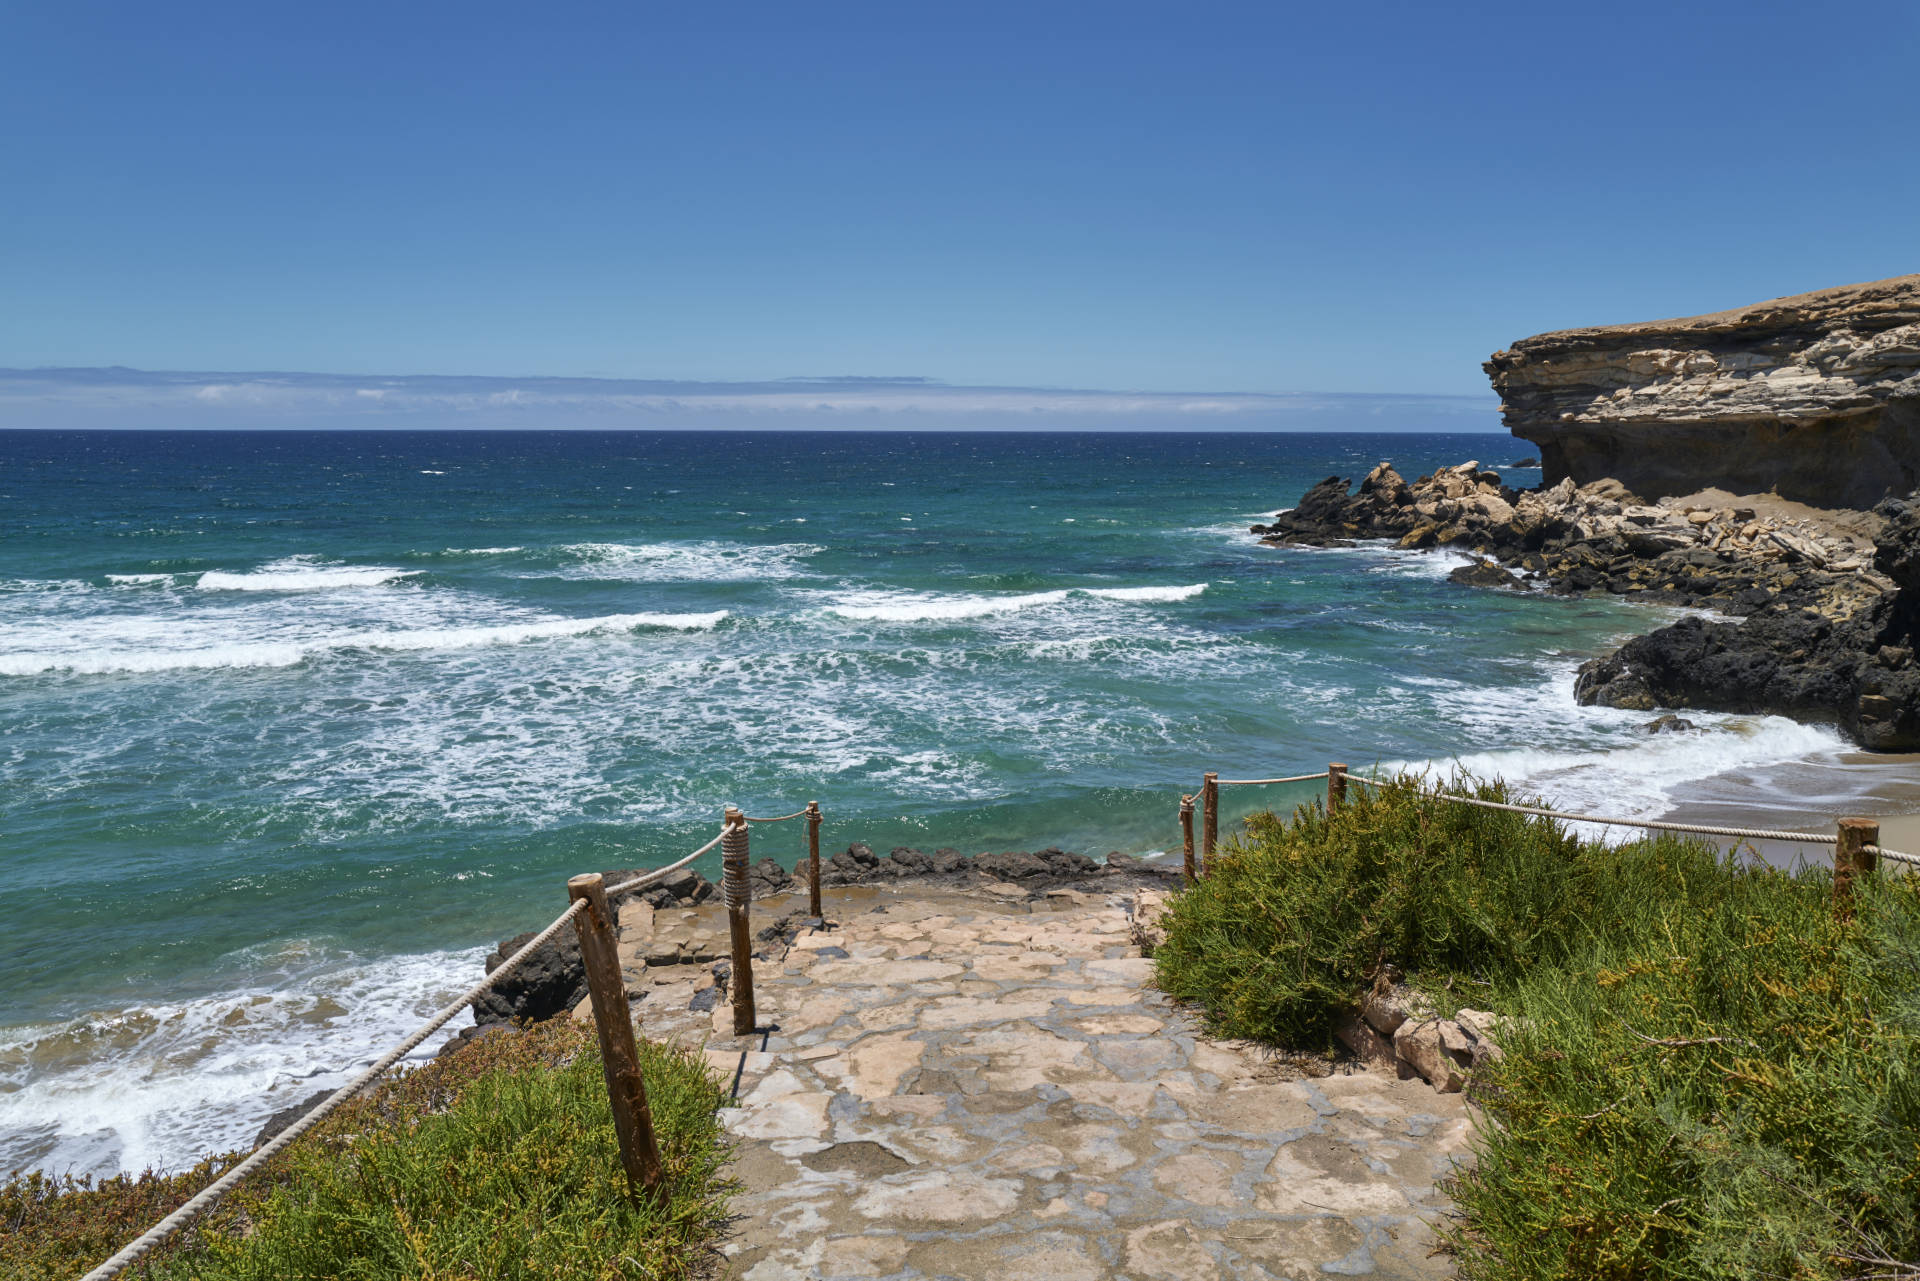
[{"left": 608, "top": 880, "right": 1474, "bottom": 1280}]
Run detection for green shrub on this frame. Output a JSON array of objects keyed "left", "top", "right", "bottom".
[
  {"left": 1155, "top": 776, "right": 1920, "bottom": 1279},
  {"left": 3, "top": 1018, "right": 734, "bottom": 1281}
]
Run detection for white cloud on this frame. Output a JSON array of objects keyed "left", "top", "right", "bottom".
[{"left": 0, "top": 367, "right": 1498, "bottom": 432}]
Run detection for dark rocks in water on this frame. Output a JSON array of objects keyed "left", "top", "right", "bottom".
[
  {"left": 1447, "top": 558, "right": 1524, "bottom": 590},
  {"left": 1641, "top": 714, "right": 1698, "bottom": 734},
  {"left": 252, "top": 1088, "right": 332, "bottom": 1148},
  {"left": 473, "top": 865, "right": 719, "bottom": 1027},
  {"left": 1576, "top": 589, "right": 1920, "bottom": 749},
  {"left": 1250, "top": 456, "right": 1919, "bottom": 749},
  {"left": 472, "top": 926, "right": 585, "bottom": 1029},
  {"left": 972, "top": 850, "right": 1051, "bottom": 881},
  {"left": 1511, "top": 457, "right": 1540, "bottom": 468}
]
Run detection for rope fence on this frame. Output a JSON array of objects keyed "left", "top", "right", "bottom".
[
  {"left": 1184, "top": 763, "right": 1920, "bottom": 892},
  {"left": 79, "top": 800, "right": 823, "bottom": 1281}
]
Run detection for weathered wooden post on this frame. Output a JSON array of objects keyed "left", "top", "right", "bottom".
[
  {"left": 1179, "top": 794, "right": 1197, "bottom": 883},
  {"left": 805, "top": 800, "right": 823, "bottom": 919},
  {"left": 1328, "top": 763, "right": 1348, "bottom": 812},
  {"left": 721, "top": 806, "right": 757, "bottom": 1035},
  {"left": 566, "top": 872, "right": 665, "bottom": 1201},
  {"left": 1201, "top": 772, "right": 1219, "bottom": 870},
  {"left": 1834, "top": 817, "right": 1880, "bottom": 919}
]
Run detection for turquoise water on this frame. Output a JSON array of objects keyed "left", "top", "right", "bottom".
[{"left": 0, "top": 429, "right": 1846, "bottom": 1175}]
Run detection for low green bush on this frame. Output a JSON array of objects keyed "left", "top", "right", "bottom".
[
  {"left": 3, "top": 1018, "right": 734, "bottom": 1281},
  {"left": 1154, "top": 775, "right": 1920, "bottom": 1280}
]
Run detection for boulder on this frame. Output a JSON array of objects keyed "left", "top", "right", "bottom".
[
  {"left": 1334, "top": 1011, "right": 1397, "bottom": 1068},
  {"left": 972, "top": 850, "right": 1051, "bottom": 881},
  {"left": 1360, "top": 985, "right": 1422, "bottom": 1037},
  {"left": 1448, "top": 558, "right": 1524, "bottom": 590},
  {"left": 472, "top": 927, "right": 586, "bottom": 1027},
  {"left": 1391, "top": 1018, "right": 1468, "bottom": 1093}
]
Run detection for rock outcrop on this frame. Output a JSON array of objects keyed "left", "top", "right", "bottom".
[
  {"left": 1252, "top": 462, "right": 1920, "bottom": 748},
  {"left": 1576, "top": 492, "right": 1920, "bottom": 748},
  {"left": 1485, "top": 275, "right": 1920, "bottom": 509},
  {"left": 1254, "top": 461, "right": 1890, "bottom": 615}
]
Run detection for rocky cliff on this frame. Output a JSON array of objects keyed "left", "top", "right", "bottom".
[{"left": 1485, "top": 275, "right": 1920, "bottom": 509}]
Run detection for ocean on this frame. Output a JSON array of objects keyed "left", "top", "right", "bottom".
[{"left": 0, "top": 428, "right": 1857, "bottom": 1178}]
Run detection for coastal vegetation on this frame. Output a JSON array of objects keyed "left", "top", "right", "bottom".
[
  {"left": 1154, "top": 776, "right": 1920, "bottom": 1279},
  {"left": 2, "top": 1018, "right": 733, "bottom": 1280}
]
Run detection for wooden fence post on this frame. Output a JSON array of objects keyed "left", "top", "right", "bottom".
[
  {"left": 1180, "top": 794, "right": 1197, "bottom": 884},
  {"left": 806, "top": 801, "right": 823, "bottom": 920},
  {"left": 1328, "top": 763, "right": 1348, "bottom": 812},
  {"left": 721, "top": 806, "right": 757, "bottom": 1036},
  {"left": 566, "top": 873, "right": 665, "bottom": 1201},
  {"left": 1834, "top": 817, "right": 1879, "bottom": 920},
  {"left": 1201, "top": 772, "right": 1219, "bottom": 871}
]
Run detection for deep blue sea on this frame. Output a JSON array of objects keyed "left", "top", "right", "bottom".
[{"left": 0, "top": 429, "right": 1850, "bottom": 1176}]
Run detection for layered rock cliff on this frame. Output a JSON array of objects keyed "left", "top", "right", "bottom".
[{"left": 1485, "top": 275, "right": 1920, "bottom": 509}]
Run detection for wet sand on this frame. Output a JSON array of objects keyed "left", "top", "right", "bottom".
[{"left": 1656, "top": 748, "right": 1920, "bottom": 871}]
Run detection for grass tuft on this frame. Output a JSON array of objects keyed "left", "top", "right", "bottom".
[{"left": 3, "top": 1018, "right": 734, "bottom": 1281}]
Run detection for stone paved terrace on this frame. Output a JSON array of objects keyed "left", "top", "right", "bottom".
[{"left": 600, "top": 879, "right": 1474, "bottom": 1280}]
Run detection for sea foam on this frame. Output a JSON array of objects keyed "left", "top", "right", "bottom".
[
  {"left": 197, "top": 557, "right": 419, "bottom": 592},
  {"left": 543, "top": 541, "right": 822, "bottom": 582},
  {"left": 0, "top": 944, "right": 487, "bottom": 1179},
  {"left": 824, "top": 584, "right": 1206, "bottom": 622},
  {"left": 0, "top": 611, "right": 727, "bottom": 676}
]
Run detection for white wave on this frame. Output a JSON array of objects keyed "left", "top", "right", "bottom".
[
  {"left": 0, "top": 611, "right": 727, "bottom": 677},
  {"left": 106, "top": 574, "right": 174, "bottom": 586},
  {"left": 824, "top": 584, "right": 1205, "bottom": 622},
  {"left": 198, "top": 557, "right": 418, "bottom": 592},
  {"left": 0, "top": 944, "right": 487, "bottom": 1178},
  {"left": 1376, "top": 664, "right": 1850, "bottom": 833},
  {"left": 1084, "top": 583, "right": 1207, "bottom": 603},
  {"left": 442, "top": 546, "right": 523, "bottom": 556},
  {"left": 545, "top": 541, "right": 820, "bottom": 582}
]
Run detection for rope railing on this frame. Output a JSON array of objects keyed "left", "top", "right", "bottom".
[
  {"left": 78, "top": 802, "right": 822, "bottom": 1281},
  {"left": 1215, "top": 772, "right": 1330, "bottom": 786},
  {"left": 1186, "top": 763, "right": 1917, "bottom": 899},
  {"left": 604, "top": 830, "right": 725, "bottom": 897},
  {"left": 742, "top": 807, "right": 811, "bottom": 823}
]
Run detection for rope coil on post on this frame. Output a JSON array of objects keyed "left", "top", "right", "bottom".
[
  {"left": 720, "top": 807, "right": 757, "bottom": 1036},
  {"left": 720, "top": 809, "right": 752, "bottom": 910}
]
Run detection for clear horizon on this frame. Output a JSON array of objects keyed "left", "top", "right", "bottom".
[{"left": 4, "top": 1, "right": 1915, "bottom": 405}]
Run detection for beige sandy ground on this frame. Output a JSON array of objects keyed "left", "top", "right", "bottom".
[{"left": 601, "top": 881, "right": 1475, "bottom": 1280}]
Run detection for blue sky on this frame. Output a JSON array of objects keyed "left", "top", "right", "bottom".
[{"left": 3, "top": 1, "right": 1916, "bottom": 416}]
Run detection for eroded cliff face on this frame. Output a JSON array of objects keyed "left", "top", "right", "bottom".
[{"left": 1486, "top": 275, "right": 1920, "bottom": 509}]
